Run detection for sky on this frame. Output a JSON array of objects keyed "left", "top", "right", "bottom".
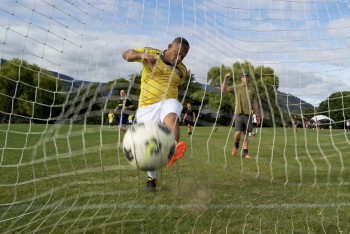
[{"left": 1, "top": 0, "right": 350, "bottom": 106}]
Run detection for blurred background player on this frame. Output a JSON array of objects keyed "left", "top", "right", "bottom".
[
  {"left": 249, "top": 112, "right": 257, "bottom": 136},
  {"left": 107, "top": 110, "right": 115, "bottom": 128},
  {"left": 128, "top": 114, "right": 134, "bottom": 125},
  {"left": 292, "top": 115, "right": 298, "bottom": 132},
  {"left": 346, "top": 118, "right": 350, "bottom": 132},
  {"left": 122, "top": 37, "right": 190, "bottom": 191},
  {"left": 114, "top": 89, "right": 134, "bottom": 126},
  {"left": 183, "top": 103, "right": 196, "bottom": 136}
]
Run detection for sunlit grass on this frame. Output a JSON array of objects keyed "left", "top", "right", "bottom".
[{"left": 1, "top": 124, "right": 350, "bottom": 233}]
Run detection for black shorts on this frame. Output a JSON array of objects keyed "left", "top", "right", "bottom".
[
  {"left": 235, "top": 114, "right": 253, "bottom": 133},
  {"left": 185, "top": 119, "right": 194, "bottom": 126}
]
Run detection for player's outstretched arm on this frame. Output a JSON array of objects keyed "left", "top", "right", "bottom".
[
  {"left": 221, "top": 73, "right": 231, "bottom": 93},
  {"left": 122, "top": 49, "right": 140, "bottom": 62},
  {"left": 122, "top": 49, "right": 156, "bottom": 66}
]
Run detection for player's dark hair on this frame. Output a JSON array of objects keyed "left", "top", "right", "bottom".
[{"left": 173, "top": 37, "right": 190, "bottom": 50}]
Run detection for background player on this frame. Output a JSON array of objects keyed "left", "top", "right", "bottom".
[
  {"left": 183, "top": 103, "right": 196, "bottom": 136},
  {"left": 107, "top": 110, "right": 115, "bottom": 128},
  {"left": 114, "top": 89, "right": 134, "bottom": 126},
  {"left": 221, "top": 72, "right": 261, "bottom": 159}
]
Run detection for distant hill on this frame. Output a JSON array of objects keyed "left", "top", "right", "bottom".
[
  {"left": 49, "top": 71, "right": 94, "bottom": 91},
  {"left": 1, "top": 58, "right": 93, "bottom": 91},
  {"left": 56, "top": 80, "right": 312, "bottom": 114},
  {"left": 1, "top": 58, "right": 314, "bottom": 113},
  {"left": 276, "top": 91, "right": 314, "bottom": 113}
]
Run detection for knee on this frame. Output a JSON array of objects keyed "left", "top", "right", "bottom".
[{"left": 164, "top": 113, "right": 179, "bottom": 125}]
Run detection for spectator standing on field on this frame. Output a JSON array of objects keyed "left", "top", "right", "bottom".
[
  {"left": 346, "top": 119, "right": 350, "bottom": 132},
  {"left": 114, "top": 89, "right": 134, "bottom": 126},
  {"left": 221, "top": 72, "right": 261, "bottom": 159},
  {"left": 250, "top": 113, "right": 257, "bottom": 136},
  {"left": 128, "top": 115, "right": 134, "bottom": 125},
  {"left": 183, "top": 103, "right": 196, "bottom": 136},
  {"left": 292, "top": 115, "right": 298, "bottom": 132},
  {"left": 107, "top": 110, "right": 115, "bottom": 128}
]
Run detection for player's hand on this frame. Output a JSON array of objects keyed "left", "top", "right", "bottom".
[
  {"left": 142, "top": 54, "right": 157, "bottom": 66},
  {"left": 256, "top": 116, "right": 261, "bottom": 125},
  {"left": 224, "top": 73, "right": 231, "bottom": 80}
]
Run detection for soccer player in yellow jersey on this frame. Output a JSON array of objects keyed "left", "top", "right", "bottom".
[
  {"left": 122, "top": 37, "right": 189, "bottom": 191},
  {"left": 107, "top": 110, "right": 115, "bottom": 128}
]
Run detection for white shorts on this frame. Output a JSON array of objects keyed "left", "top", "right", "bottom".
[
  {"left": 109, "top": 119, "right": 113, "bottom": 123},
  {"left": 136, "top": 99, "right": 183, "bottom": 124}
]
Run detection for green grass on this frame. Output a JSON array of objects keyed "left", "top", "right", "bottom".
[{"left": 1, "top": 124, "right": 350, "bottom": 233}]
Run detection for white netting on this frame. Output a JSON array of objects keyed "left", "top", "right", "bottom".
[{"left": 1, "top": 0, "right": 350, "bottom": 233}]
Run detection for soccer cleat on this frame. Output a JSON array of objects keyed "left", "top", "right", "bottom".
[
  {"left": 231, "top": 147, "right": 237, "bottom": 157},
  {"left": 165, "top": 141, "right": 186, "bottom": 168},
  {"left": 244, "top": 154, "right": 252, "bottom": 159},
  {"left": 145, "top": 177, "right": 157, "bottom": 192}
]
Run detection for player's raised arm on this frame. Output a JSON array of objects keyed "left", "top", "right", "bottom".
[
  {"left": 122, "top": 49, "right": 157, "bottom": 66},
  {"left": 122, "top": 49, "right": 140, "bottom": 62},
  {"left": 221, "top": 72, "right": 231, "bottom": 93}
]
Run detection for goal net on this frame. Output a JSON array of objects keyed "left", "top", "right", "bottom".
[{"left": 1, "top": 0, "right": 350, "bottom": 233}]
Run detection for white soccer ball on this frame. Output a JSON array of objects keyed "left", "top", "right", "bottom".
[{"left": 123, "top": 121, "right": 176, "bottom": 171}]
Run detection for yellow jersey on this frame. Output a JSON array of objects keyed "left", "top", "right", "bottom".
[
  {"left": 108, "top": 112, "right": 114, "bottom": 121},
  {"left": 134, "top": 47, "right": 187, "bottom": 107}
]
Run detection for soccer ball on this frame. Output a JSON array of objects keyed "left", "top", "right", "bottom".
[{"left": 123, "top": 121, "right": 176, "bottom": 171}]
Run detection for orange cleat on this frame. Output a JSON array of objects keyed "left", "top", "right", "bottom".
[
  {"left": 166, "top": 141, "right": 186, "bottom": 168},
  {"left": 231, "top": 147, "right": 237, "bottom": 157}
]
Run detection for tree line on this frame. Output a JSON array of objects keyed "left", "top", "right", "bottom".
[{"left": 1, "top": 58, "right": 349, "bottom": 127}]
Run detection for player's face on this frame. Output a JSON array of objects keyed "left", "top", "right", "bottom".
[
  {"left": 166, "top": 43, "right": 189, "bottom": 65},
  {"left": 241, "top": 76, "right": 250, "bottom": 85},
  {"left": 120, "top": 90, "right": 126, "bottom": 97}
]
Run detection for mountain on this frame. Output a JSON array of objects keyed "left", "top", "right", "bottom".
[
  {"left": 63, "top": 81, "right": 313, "bottom": 113},
  {"left": 50, "top": 71, "right": 94, "bottom": 90},
  {"left": 1, "top": 58, "right": 314, "bottom": 113},
  {"left": 276, "top": 91, "right": 314, "bottom": 113}
]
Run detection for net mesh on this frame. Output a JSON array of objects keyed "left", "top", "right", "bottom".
[{"left": 1, "top": 0, "right": 350, "bottom": 233}]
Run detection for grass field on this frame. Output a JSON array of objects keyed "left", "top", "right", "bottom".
[{"left": 1, "top": 124, "right": 350, "bottom": 233}]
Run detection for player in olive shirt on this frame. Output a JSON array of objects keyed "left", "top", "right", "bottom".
[{"left": 221, "top": 72, "right": 261, "bottom": 158}]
